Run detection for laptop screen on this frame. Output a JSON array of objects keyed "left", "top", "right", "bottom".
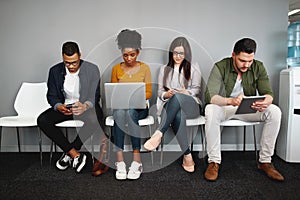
[{"left": 104, "top": 82, "right": 146, "bottom": 109}]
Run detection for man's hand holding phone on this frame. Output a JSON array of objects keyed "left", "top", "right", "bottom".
[
  {"left": 57, "top": 104, "right": 73, "bottom": 115},
  {"left": 58, "top": 102, "right": 87, "bottom": 116}
]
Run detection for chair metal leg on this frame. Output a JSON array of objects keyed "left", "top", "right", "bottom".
[
  {"left": 50, "top": 141, "right": 53, "bottom": 165},
  {"left": 253, "top": 125, "right": 258, "bottom": 162},
  {"left": 190, "top": 126, "right": 195, "bottom": 152},
  {"left": 160, "top": 136, "right": 164, "bottom": 166},
  {"left": 243, "top": 126, "right": 246, "bottom": 152},
  {"left": 200, "top": 125, "right": 206, "bottom": 160},
  {"left": 16, "top": 127, "right": 21, "bottom": 152},
  {"left": 90, "top": 134, "right": 94, "bottom": 165},
  {"left": 38, "top": 128, "right": 43, "bottom": 168},
  {"left": 54, "top": 143, "right": 57, "bottom": 152},
  {"left": 107, "top": 127, "right": 112, "bottom": 162},
  {"left": 147, "top": 124, "right": 154, "bottom": 166},
  {"left": 0, "top": 126, "right": 2, "bottom": 152}
]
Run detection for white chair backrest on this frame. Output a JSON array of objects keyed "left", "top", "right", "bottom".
[{"left": 14, "top": 82, "right": 50, "bottom": 118}]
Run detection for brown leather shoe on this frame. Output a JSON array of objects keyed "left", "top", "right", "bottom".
[
  {"left": 92, "top": 159, "right": 109, "bottom": 176},
  {"left": 258, "top": 162, "right": 284, "bottom": 181},
  {"left": 204, "top": 162, "right": 219, "bottom": 181},
  {"left": 92, "top": 138, "right": 109, "bottom": 177}
]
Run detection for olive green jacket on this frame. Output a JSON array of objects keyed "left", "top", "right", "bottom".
[{"left": 205, "top": 57, "right": 273, "bottom": 104}]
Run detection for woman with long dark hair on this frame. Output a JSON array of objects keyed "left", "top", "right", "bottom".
[{"left": 144, "top": 37, "right": 201, "bottom": 172}]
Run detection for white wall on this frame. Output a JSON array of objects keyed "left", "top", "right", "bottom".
[{"left": 0, "top": 0, "right": 288, "bottom": 151}]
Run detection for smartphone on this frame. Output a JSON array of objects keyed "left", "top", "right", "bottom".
[
  {"left": 163, "top": 86, "right": 170, "bottom": 91},
  {"left": 66, "top": 103, "right": 73, "bottom": 109}
]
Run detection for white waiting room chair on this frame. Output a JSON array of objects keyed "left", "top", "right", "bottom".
[
  {"left": 158, "top": 115, "right": 206, "bottom": 165},
  {"left": 0, "top": 82, "right": 50, "bottom": 167},
  {"left": 220, "top": 119, "right": 261, "bottom": 161}
]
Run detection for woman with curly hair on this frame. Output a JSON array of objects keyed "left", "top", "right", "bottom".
[{"left": 111, "top": 29, "right": 152, "bottom": 180}]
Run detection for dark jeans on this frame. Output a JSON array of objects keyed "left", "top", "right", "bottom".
[
  {"left": 159, "top": 93, "right": 200, "bottom": 155},
  {"left": 113, "top": 108, "right": 149, "bottom": 151},
  {"left": 37, "top": 107, "right": 102, "bottom": 153}
]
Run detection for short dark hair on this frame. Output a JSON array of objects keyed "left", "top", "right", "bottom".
[
  {"left": 233, "top": 38, "right": 256, "bottom": 54},
  {"left": 62, "top": 41, "right": 80, "bottom": 56},
  {"left": 116, "top": 29, "right": 142, "bottom": 50}
]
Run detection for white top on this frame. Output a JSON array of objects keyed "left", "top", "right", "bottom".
[
  {"left": 64, "top": 67, "right": 80, "bottom": 104},
  {"left": 230, "top": 78, "right": 244, "bottom": 98},
  {"left": 169, "top": 66, "right": 181, "bottom": 89},
  {"left": 156, "top": 63, "right": 202, "bottom": 115}
]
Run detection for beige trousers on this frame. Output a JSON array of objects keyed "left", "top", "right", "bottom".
[{"left": 205, "top": 104, "right": 281, "bottom": 163}]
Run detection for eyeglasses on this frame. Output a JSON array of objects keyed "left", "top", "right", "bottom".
[
  {"left": 64, "top": 60, "right": 79, "bottom": 67},
  {"left": 173, "top": 51, "right": 185, "bottom": 57}
]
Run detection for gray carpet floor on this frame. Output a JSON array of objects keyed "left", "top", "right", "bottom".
[{"left": 0, "top": 151, "right": 299, "bottom": 200}]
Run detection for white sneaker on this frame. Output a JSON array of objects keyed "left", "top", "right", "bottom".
[
  {"left": 72, "top": 153, "right": 87, "bottom": 173},
  {"left": 56, "top": 153, "right": 72, "bottom": 170},
  {"left": 115, "top": 161, "right": 127, "bottom": 180},
  {"left": 127, "top": 161, "right": 143, "bottom": 180}
]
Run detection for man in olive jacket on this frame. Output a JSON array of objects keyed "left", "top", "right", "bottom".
[{"left": 204, "top": 38, "right": 284, "bottom": 182}]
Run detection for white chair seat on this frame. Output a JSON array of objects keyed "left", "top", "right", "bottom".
[
  {"left": 186, "top": 115, "right": 206, "bottom": 126},
  {"left": 105, "top": 115, "right": 154, "bottom": 127},
  {"left": 0, "top": 116, "right": 37, "bottom": 127},
  {"left": 220, "top": 119, "right": 260, "bottom": 127},
  {"left": 55, "top": 120, "right": 84, "bottom": 128},
  {"left": 138, "top": 115, "right": 154, "bottom": 126},
  {"left": 158, "top": 115, "right": 206, "bottom": 126}
]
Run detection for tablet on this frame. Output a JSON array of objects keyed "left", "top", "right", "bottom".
[{"left": 235, "top": 96, "right": 266, "bottom": 114}]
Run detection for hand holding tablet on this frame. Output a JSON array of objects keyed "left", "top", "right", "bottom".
[{"left": 235, "top": 95, "right": 266, "bottom": 114}]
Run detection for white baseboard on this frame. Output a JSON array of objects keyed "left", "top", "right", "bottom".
[{"left": 0, "top": 144, "right": 260, "bottom": 152}]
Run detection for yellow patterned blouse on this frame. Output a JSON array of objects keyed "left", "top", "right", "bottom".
[{"left": 111, "top": 61, "right": 152, "bottom": 99}]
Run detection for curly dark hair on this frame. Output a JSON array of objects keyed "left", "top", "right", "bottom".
[{"left": 116, "top": 29, "right": 142, "bottom": 50}]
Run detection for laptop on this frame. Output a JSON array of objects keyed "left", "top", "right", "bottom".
[{"left": 104, "top": 82, "right": 146, "bottom": 109}]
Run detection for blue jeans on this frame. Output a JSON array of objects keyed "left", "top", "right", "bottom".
[
  {"left": 113, "top": 108, "right": 149, "bottom": 151},
  {"left": 159, "top": 93, "right": 200, "bottom": 155}
]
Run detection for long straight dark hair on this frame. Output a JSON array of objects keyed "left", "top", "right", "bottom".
[{"left": 163, "top": 37, "right": 192, "bottom": 88}]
